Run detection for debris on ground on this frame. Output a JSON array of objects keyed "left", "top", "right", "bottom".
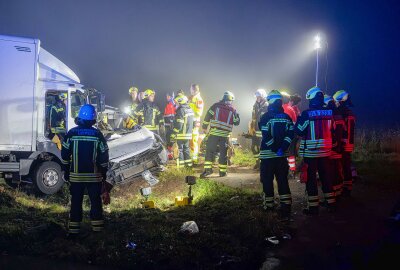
[{"left": 179, "top": 221, "right": 199, "bottom": 234}]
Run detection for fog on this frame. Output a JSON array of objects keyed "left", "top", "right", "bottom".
[{"left": 1, "top": 0, "right": 399, "bottom": 131}]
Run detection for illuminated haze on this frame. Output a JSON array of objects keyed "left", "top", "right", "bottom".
[{"left": 1, "top": 0, "right": 399, "bottom": 132}]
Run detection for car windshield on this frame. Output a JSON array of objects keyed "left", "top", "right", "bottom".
[{"left": 71, "top": 91, "right": 86, "bottom": 118}]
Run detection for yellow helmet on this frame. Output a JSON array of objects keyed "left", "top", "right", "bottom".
[
  {"left": 129, "top": 86, "right": 139, "bottom": 94},
  {"left": 143, "top": 89, "right": 155, "bottom": 99},
  {"left": 59, "top": 93, "right": 67, "bottom": 100},
  {"left": 174, "top": 94, "right": 188, "bottom": 105}
]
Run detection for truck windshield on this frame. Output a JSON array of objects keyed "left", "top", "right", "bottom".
[{"left": 71, "top": 91, "right": 86, "bottom": 118}]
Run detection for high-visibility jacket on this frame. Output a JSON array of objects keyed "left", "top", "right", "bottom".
[
  {"left": 283, "top": 103, "right": 298, "bottom": 123},
  {"left": 258, "top": 105, "right": 294, "bottom": 159},
  {"left": 202, "top": 101, "right": 240, "bottom": 137},
  {"left": 61, "top": 125, "right": 109, "bottom": 182},
  {"left": 50, "top": 103, "right": 66, "bottom": 134},
  {"left": 189, "top": 92, "right": 204, "bottom": 122},
  {"left": 252, "top": 100, "right": 268, "bottom": 138},
  {"left": 132, "top": 101, "right": 164, "bottom": 131},
  {"left": 172, "top": 104, "right": 194, "bottom": 140},
  {"left": 295, "top": 105, "right": 335, "bottom": 158},
  {"left": 337, "top": 104, "right": 356, "bottom": 152},
  {"left": 328, "top": 105, "right": 345, "bottom": 159},
  {"left": 164, "top": 101, "right": 176, "bottom": 128}
]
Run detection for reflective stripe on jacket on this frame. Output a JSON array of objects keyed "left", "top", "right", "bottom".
[
  {"left": 252, "top": 100, "right": 268, "bottom": 138},
  {"left": 258, "top": 106, "right": 294, "bottom": 159},
  {"left": 132, "top": 101, "right": 163, "bottom": 131},
  {"left": 164, "top": 101, "right": 176, "bottom": 127},
  {"left": 172, "top": 104, "right": 194, "bottom": 140},
  {"left": 202, "top": 101, "right": 240, "bottom": 137},
  {"left": 295, "top": 108, "right": 334, "bottom": 158},
  {"left": 337, "top": 105, "right": 356, "bottom": 152},
  {"left": 61, "top": 126, "right": 109, "bottom": 182},
  {"left": 189, "top": 93, "right": 204, "bottom": 121}
]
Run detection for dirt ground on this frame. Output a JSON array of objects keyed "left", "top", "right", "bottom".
[{"left": 198, "top": 165, "right": 400, "bottom": 269}]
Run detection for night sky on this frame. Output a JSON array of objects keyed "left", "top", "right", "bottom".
[{"left": 1, "top": 0, "right": 399, "bottom": 130}]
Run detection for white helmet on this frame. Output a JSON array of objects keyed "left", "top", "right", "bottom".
[{"left": 255, "top": 89, "right": 267, "bottom": 99}]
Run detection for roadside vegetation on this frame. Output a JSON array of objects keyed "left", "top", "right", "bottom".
[
  {"left": 1, "top": 128, "right": 399, "bottom": 269},
  {"left": 0, "top": 166, "right": 281, "bottom": 269}
]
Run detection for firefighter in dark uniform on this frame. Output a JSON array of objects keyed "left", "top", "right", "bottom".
[
  {"left": 131, "top": 89, "right": 164, "bottom": 134},
  {"left": 170, "top": 93, "right": 194, "bottom": 168},
  {"left": 61, "top": 104, "right": 109, "bottom": 237},
  {"left": 333, "top": 90, "right": 356, "bottom": 196},
  {"left": 259, "top": 90, "right": 294, "bottom": 218},
  {"left": 251, "top": 89, "right": 268, "bottom": 170},
  {"left": 50, "top": 93, "right": 67, "bottom": 147},
  {"left": 324, "top": 95, "right": 345, "bottom": 199},
  {"left": 200, "top": 91, "right": 240, "bottom": 178},
  {"left": 295, "top": 87, "right": 336, "bottom": 215}
]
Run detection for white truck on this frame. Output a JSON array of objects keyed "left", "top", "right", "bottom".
[{"left": 0, "top": 34, "right": 167, "bottom": 195}]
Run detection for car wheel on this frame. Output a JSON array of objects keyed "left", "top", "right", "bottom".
[{"left": 33, "top": 161, "right": 64, "bottom": 195}]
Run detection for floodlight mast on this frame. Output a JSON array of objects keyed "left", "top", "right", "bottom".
[{"left": 314, "top": 34, "right": 322, "bottom": 87}]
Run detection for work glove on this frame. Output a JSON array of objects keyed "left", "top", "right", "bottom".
[{"left": 276, "top": 148, "right": 284, "bottom": 157}]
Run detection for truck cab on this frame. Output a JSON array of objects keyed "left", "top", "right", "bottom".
[{"left": 0, "top": 35, "right": 166, "bottom": 195}]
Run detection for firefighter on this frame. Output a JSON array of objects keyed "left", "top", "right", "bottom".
[
  {"left": 131, "top": 89, "right": 164, "bottom": 134},
  {"left": 289, "top": 94, "right": 302, "bottom": 117},
  {"left": 259, "top": 90, "right": 294, "bottom": 218},
  {"left": 170, "top": 93, "right": 194, "bottom": 168},
  {"left": 295, "top": 87, "right": 336, "bottom": 215},
  {"left": 50, "top": 93, "right": 67, "bottom": 149},
  {"left": 61, "top": 104, "right": 109, "bottom": 238},
  {"left": 164, "top": 92, "right": 177, "bottom": 158},
  {"left": 324, "top": 94, "right": 345, "bottom": 199},
  {"left": 200, "top": 91, "right": 240, "bottom": 178},
  {"left": 128, "top": 86, "right": 140, "bottom": 112},
  {"left": 189, "top": 84, "right": 204, "bottom": 164},
  {"left": 122, "top": 86, "right": 141, "bottom": 129},
  {"left": 251, "top": 89, "right": 268, "bottom": 170},
  {"left": 333, "top": 90, "right": 356, "bottom": 196}
]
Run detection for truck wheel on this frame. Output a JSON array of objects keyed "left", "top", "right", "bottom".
[{"left": 33, "top": 161, "right": 64, "bottom": 195}]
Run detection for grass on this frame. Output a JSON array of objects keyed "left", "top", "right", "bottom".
[
  {"left": 2, "top": 128, "right": 399, "bottom": 268},
  {"left": 353, "top": 128, "right": 400, "bottom": 161},
  {"left": 231, "top": 148, "right": 255, "bottom": 167},
  {"left": 0, "top": 168, "right": 281, "bottom": 270}
]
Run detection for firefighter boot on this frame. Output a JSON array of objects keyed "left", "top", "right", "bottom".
[
  {"left": 200, "top": 168, "right": 213, "bottom": 178},
  {"left": 219, "top": 171, "right": 227, "bottom": 177}
]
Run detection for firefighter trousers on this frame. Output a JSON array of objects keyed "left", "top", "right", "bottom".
[
  {"left": 68, "top": 182, "right": 104, "bottom": 234},
  {"left": 330, "top": 157, "right": 344, "bottom": 197},
  {"left": 204, "top": 135, "right": 228, "bottom": 173},
  {"left": 342, "top": 152, "right": 353, "bottom": 192},
  {"left": 165, "top": 125, "right": 174, "bottom": 147},
  {"left": 260, "top": 158, "right": 292, "bottom": 211},
  {"left": 304, "top": 157, "right": 335, "bottom": 209},
  {"left": 177, "top": 140, "right": 192, "bottom": 168},
  {"left": 191, "top": 126, "right": 200, "bottom": 162}
]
